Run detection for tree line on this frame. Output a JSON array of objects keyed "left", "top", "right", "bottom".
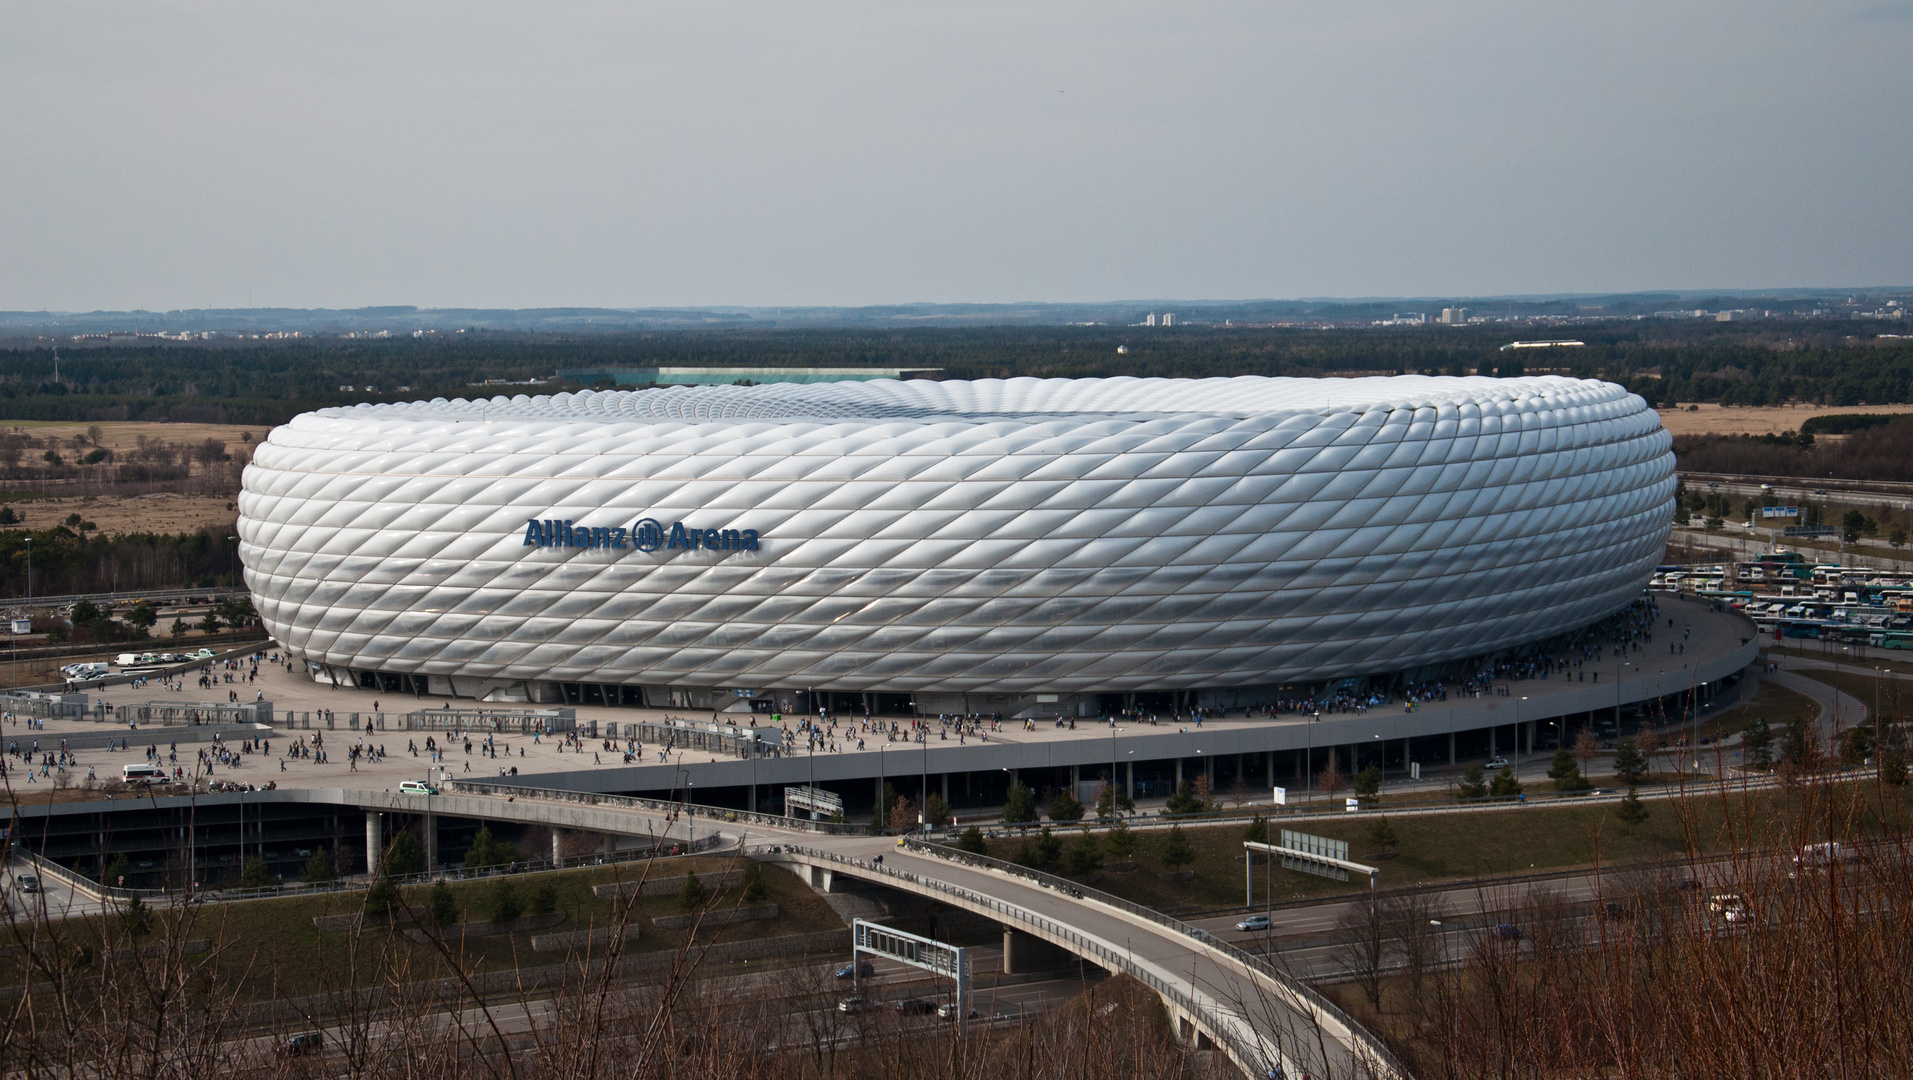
[
  {"left": 0, "top": 524, "right": 240, "bottom": 596},
  {"left": 2, "top": 319, "right": 1910, "bottom": 425}
]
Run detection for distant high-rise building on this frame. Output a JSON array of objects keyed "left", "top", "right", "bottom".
[
  {"left": 1440, "top": 307, "right": 1469, "bottom": 325},
  {"left": 1145, "top": 313, "right": 1157, "bottom": 327},
  {"left": 1161, "top": 313, "right": 1174, "bottom": 327}
]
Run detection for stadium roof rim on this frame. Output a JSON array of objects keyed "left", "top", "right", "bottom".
[{"left": 312, "top": 374, "right": 1635, "bottom": 424}]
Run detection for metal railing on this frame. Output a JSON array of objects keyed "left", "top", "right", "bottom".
[
  {"left": 8, "top": 826, "right": 734, "bottom": 906},
  {"left": 772, "top": 843, "right": 1300, "bottom": 1078},
  {"left": 443, "top": 779, "right": 872, "bottom": 836},
  {"left": 401, "top": 707, "right": 576, "bottom": 734},
  {"left": 893, "top": 837, "right": 1406, "bottom": 1080}
]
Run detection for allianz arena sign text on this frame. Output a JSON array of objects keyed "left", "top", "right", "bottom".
[{"left": 523, "top": 517, "right": 761, "bottom": 554}]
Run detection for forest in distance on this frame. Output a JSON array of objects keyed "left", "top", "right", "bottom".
[{"left": 0, "top": 318, "right": 1910, "bottom": 427}]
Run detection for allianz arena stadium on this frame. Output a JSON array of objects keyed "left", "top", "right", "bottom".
[{"left": 236, "top": 375, "right": 1675, "bottom": 710}]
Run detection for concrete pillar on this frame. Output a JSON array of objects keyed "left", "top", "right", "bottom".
[
  {"left": 1448, "top": 731, "right": 1457, "bottom": 765},
  {"left": 1002, "top": 928, "right": 1067, "bottom": 974},
  {"left": 423, "top": 810, "right": 438, "bottom": 870},
  {"left": 1489, "top": 727, "right": 1497, "bottom": 757},
  {"left": 1524, "top": 722, "right": 1534, "bottom": 756},
  {"left": 365, "top": 812, "right": 382, "bottom": 877},
  {"left": 941, "top": 772, "right": 949, "bottom": 804},
  {"left": 1175, "top": 758, "right": 1184, "bottom": 787},
  {"left": 1125, "top": 760, "right": 1134, "bottom": 801},
  {"left": 1069, "top": 764, "right": 1079, "bottom": 798},
  {"left": 551, "top": 828, "right": 564, "bottom": 865}
]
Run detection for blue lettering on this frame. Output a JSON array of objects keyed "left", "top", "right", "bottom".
[
  {"left": 590, "top": 526, "right": 611, "bottom": 548},
  {"left": 703, "top": 528, "right": 721, "bottom": 550},
  {"left": 667, "top": 521, "right": 690, "bottom": 550},
  {"left": 612, "top": 526, "right": 628, "bottom": 549},
  {"left": 742, "top": 529, "right": 759, "bottom": 551},
  {"left": 524, "top": 520, "right": 542, "bottom": 547},
  {"left": 720, "top": 528, "right": 741, "bottom": 551}
]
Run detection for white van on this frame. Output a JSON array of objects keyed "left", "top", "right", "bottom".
[
  {"left": 398, "top": 780, "right": 439, "bottom": 796},
  {"left": 121, "top": 763, "right": 167, "bottom": 785}
]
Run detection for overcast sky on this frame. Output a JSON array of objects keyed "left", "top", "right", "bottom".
[{"left": 2, "top": 1, "right": 1909, "bottom": 310}]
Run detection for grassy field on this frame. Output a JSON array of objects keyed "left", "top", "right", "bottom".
[
  {"left": 981, "top": 773, "right": 1913, "bottom": 914},
  {"left": 1798, "top": 667, "right": 1912, "bottom": 726},
  {"left": 9, "top": 852, "right": 846, "bottom": 999}
]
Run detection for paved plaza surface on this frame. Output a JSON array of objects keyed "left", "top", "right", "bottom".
[{"left": 1, "top": 595, "right": 1765, "bottom": 808}]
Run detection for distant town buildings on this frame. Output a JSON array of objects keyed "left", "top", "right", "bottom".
[{"left": 1440, "top": 307, "right": 1469, "bottom": 325}]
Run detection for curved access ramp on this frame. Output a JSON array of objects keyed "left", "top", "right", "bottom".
[{"left": 764, "top": 837, "right": 1404, "bottom": 1080}]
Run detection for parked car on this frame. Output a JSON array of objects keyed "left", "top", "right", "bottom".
[
  {"left": 833, "top": 961, "right": 874, "bottom": 979},
  {"left": 1235, "top": 914, "right": 1272, "bottom": 932},
  {"left": 399, "top": 780, "right": 438, "bottom": 796}
]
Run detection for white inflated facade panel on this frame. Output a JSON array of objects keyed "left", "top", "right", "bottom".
[{"left": 236, "top": 376, "right": 1675, "bottom": 693}]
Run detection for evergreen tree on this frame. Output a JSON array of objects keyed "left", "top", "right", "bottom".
[
  {"left": 423, "top": 880, "right": 459, "bottom": 928},
  {"left": 119, "top": 895, "right": 151, "bottom": 939},
  {"left": 365, "top": 873, "right": 400, "bottom": 916},
  {"left": 1611, "top": 738, "right": 1649, "bottom": 786},
  {"left": 463, "top": 826, "right": 516, "bottom": 869},
  {"left": 741, "top": 861, "right": 769, "bottom": 903},
  {"left": 1743, "top": 717, "right": 1774, "bottom": 771},
  {"left": 302, "top": 846, "right": 336, "bottom": 883},
  {"left": 483, "top": 878, "right": 524, "bottom": 922},
  {"left": 1047, "top": 788, "right": 1086, "bottom": 822},
  {"left": 1489, "top": 765, "right": 1523, "bottom": 798},
  {"left": 1030, "top": 826, "right": 1062, "bottom": 866},
  {"left": 1164, "top": 779, "right": 1205, "bottom": 814},
  {"left": 1065, "top": 829, "right": 1103, "bottom": 876},
  {"left": 525, "top": 879, "right": 558, "bottom": 916},
  {"left": 1244, "top": 812, "right": 1268, "bottom": 845},
  {"left": 1781, "top": 718, "right": 1814, "bottom": 771},
  {"left": 923, "top": 793, "right": 952, "bottom": 828},
  {"left": 1457, "top": 763, "right": 1488, "bottom": 800},
  {"left": 1159, "top": 824, "right": 1196, "bottom": 869},
  {"left": 239, "top": 856, "right": 272, "bottom": 889},
  {"left": 1841, "top": 723, "right": 1876, "bottom": 765},
  {"left": 1615, "top": 786, "right": 1651, "bottom": 829},
  {"left": 1353, "top": 765, "right": 1382, "bottom": 803},
  {"left": 1881, "top": 751, "right": 1909, "bottom": 788},
  {"left": 955, "top": 825, "right": 987, "bottom": 855},
  {"left": 1002, "top": 780, "right": 1039, "bottom": 824},
  {"left": 1365, "top": 817, "right": 1398, "bottom": 850},
  {"left": 1104, "top": 819, "right": 1137, "bottom": 862},
  {"left": 676, "top": 871, "right": 707, "bottom": 909},
  {"left": 1547, "top": 747, "right": 1590, "bottom": 792},
  {"left": 384, "top": 831, "right": 426, "bottom": 877}
]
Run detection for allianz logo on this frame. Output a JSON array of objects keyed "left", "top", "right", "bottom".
[{"left": 523, "top": 517, "right": 761, "bottom": 553}]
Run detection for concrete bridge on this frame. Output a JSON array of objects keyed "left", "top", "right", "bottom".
[
  {"left": 762, "top": 837, "right": 1399, "bottom": 1080},
  {"left": 10, "top": 779, "right": 1401, "bottom": 1079}
]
